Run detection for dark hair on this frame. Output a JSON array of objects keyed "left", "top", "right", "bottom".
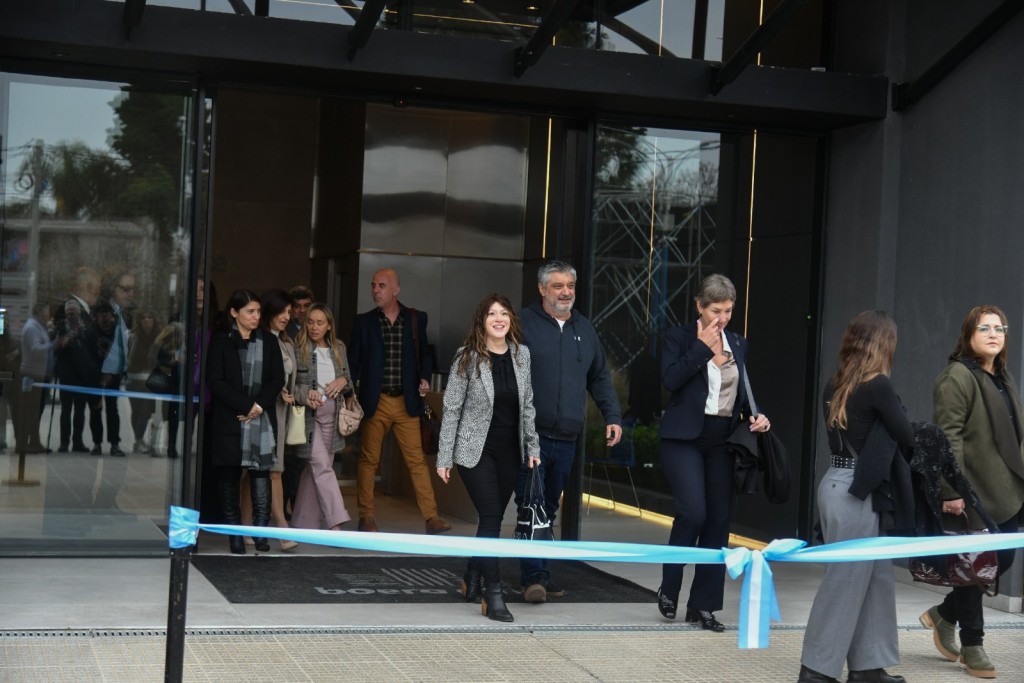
[
  {"left": 288, "top": 285, "right": 314, "bottom": 301},
  {"left": 259, "top": 288, "right": 294, "bottom": 338},
  {"left": 828, "top": 310, "right": 898, "bottom": 429},
  {"left": 455, "top": 294, "right": 523, "bottom": 377},
  {"left": 225, "top": 289, "right": 259, "bottom": 315},
  {"left": 952, "top": 305, "right": 1009, "bottom": 373}
]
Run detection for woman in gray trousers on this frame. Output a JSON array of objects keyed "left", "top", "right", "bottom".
[{"left": 799, "top": 311, "right": 914, "bottom": 683}]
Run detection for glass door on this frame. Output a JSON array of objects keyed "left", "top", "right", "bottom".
[{"left": 0, "top": 73, "right": 204, "bottom": 554}]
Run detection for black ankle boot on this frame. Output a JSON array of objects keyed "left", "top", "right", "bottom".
[
  {"left": 229, "top": 535, "right": 245, "bottom": 555},
  {"left": 847, "top": 669, "right": 905, "bottom": 683},
  {"left": 481, "top": 583, "right": 513, "bottom": 622},
  {"left": 461, "top": 567, "right": 483, "bottom": 603},
  {"left": 797, "top": 665, "right": 838, "bottom": 683},
  {"left": 250, "top": 473, "right": 271, "bottom": 552}
]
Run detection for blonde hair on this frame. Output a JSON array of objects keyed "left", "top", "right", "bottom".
[{"left": 295, "top": 303, "right": 345, "bottom": 368}]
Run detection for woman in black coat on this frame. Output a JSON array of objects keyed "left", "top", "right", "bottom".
[
  {"left": 206, "top": 289, "right": 285, "bottom": 554},
  {"left": 656, "top": 274, "right": 770, "bottom": 631}
]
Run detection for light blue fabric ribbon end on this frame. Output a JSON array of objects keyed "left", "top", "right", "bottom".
[{"left": 168, "top": 506, "right": 200, "bottom": 548}]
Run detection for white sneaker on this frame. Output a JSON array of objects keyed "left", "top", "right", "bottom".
[{"left": 136, "top": 439, "right": 151, "bottom": 454}]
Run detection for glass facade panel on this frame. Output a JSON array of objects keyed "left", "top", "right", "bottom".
[
  {"left": 585, "top": 124, "right": 727, "bottom": 516},
  {"left": 0, "top": 74, "right": 201, "bottom": 553}
]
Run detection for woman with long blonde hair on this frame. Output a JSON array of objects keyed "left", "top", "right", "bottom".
[
  {"left": 799, "top": 310, "right": 913, "bottom": 683},
  {"left": 290, "top": 303, "right": 354, "bottom": 531}
]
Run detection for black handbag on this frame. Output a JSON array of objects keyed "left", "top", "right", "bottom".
[
  {"left": 909, "top": 512, "right": 1000, "bottom": 593},
  {"left": 514, "top": 466, "right": 553, "bottom": 541},
  {"left": 145, "top": 366, "right": 172, "bottom": 394},
  {"left": 409, "top": 308, "right": 441, "bottom": 456},
  {"left": 726, "top": 366, "right": 790, "bottom": 504}
]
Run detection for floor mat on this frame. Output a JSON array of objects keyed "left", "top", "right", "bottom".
[{"left": 191, "top": 555, "right": 655, "bottom": 604}]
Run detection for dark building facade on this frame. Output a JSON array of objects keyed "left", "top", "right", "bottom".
[{"left": 0, "top": 0, "right": 1020, "bottom": 606}]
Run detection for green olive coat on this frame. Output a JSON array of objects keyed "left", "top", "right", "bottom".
[{"left": 933, "top": 357, "right": 1024, "bottom": 526}]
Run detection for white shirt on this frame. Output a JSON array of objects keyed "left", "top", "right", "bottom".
[
  {"left": 314, "top": 347, "right": 336, "bottom": 387},
  {"left": 704, "top": 332, "right": 734, "bottom": 415}
]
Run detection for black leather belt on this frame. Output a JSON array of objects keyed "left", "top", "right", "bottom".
[
  {"left": 381, "top": 388, "right": 403, "bottom": 397},
  {"left": 831, "top": 454, "right": 856, "bottom": 469}
]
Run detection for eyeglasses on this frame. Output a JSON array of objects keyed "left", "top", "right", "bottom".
[
  {"left": 976, "top": 325, "right": 1008, "bottom": 335},
  {"left": 116, "top": 285, "right": 136, "bottom": 292}
]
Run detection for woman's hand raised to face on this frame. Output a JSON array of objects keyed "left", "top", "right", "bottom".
[{"left": 697, "top": 318, "right": 722, "bottom": 354}]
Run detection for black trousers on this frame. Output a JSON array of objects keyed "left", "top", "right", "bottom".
[
  {"left": 659, "top": 415, "right": 736, "bottom": 611},
  {"left": 457, "top": 435, "right": 520, "bottom": 585},
  {"left": 937, "top": 516, "right": 1019, "bottom": 646},
  {"left": 59, "top": 387, "right": 89, "bottom": 448}
]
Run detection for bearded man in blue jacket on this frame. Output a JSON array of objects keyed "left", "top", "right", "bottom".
[{"left": 515, "top": 260, "right": 623, "bottom": 603}]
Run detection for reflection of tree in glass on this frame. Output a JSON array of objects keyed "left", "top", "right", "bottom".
[
  {"left": 596, "top": 125, "right": 648, "bottom": 189},
  {"left": 9, "top": 88, "right": 186, "bottom": 230}
]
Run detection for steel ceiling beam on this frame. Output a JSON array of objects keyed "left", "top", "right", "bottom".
[
  {"left": 513, "top": 0, "right": 583, "bottom": 78},
  {"left": 347, "top": 0, "right": 389, "bottom": 61},
  {"left": 710, "top": 0, "right": 807, "bottom": 96},
  {"left": 892, "top": 0, "right": 1024, "bottom": 112},
  {"left": 226, "top": 0, "right": 253, "bottom": 16},
  {"left": 122, "top": 0, "right": 146, "bottom": 38}
]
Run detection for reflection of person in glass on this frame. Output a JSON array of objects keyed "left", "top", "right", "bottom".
[
  {"left": 154, "top": 322, "right": 184, "bottom": 459},
  {"left": 799, "top": 311, "right": 911, "bottom": 683},
  {"left": 126, "top": 310, "right": 159, "bottom": 454},
  {"left": 84, "top": 304, "right": 116, "bottom": 453},
  {"left": 14, "top": 302, "right": 52, "bottom": 454},
  {"left": 436, "top": 294, "right": 541, "bottom": 623},
  {"left": 206, "top": 290, "right": 284, "bottom": 554},
  {"left": 53, "top": 267, "right": 101, "bottom": 453},
  {"left": 97, "top": 270, "right": 137, "bottom": 457},
  {"left": 53, "top": 300, "right": 91, "bottom": 453},
  {"left": 656, "top": 274, "right": 769, "bottom": 632},
  {"left": 926, "top": 306, "right": 1024, "bottom": 680}
]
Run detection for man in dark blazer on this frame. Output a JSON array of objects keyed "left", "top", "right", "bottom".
[{"left": 348, "top": 268, "right": 450, "bottom": 535}]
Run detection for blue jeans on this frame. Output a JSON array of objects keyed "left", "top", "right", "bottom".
[{"left": 515, "top": 435, "right": 576, "bottom": 586}]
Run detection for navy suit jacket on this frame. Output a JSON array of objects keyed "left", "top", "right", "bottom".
[
  {"left": 659, "top": 320, "right": 750, "bottom": 441},
  {"left": 348, "top": 303, "right": 433, "bottom": 418}
]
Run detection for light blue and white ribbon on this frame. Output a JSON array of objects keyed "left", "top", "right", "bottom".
[
  {"left": 168, "top": 506, "right": 1024, "bottom": 649},
  {"left": 34, "top": 381, "right": 187, "bottom": 403}
]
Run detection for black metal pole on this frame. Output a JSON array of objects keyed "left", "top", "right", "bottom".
[{"left": 164, "top": 546, "right": 192, "bottom": 683}]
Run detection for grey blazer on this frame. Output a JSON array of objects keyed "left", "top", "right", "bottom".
[
  {"left": 292, "top": 340, "right": 353, "bottom": 460},
  {"left": 437, "top": 344, "right": 541, "bottom": 469}
]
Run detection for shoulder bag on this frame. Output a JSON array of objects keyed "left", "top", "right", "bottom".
[
  {"left": 145, "top": 366, "right": 172, "bottom": 394},
  {"left": 337, "top": 395, "right": 364, "bottom": 437},
  {"left": 513, "top": 466, "right": 553, "bottom": 541},
  {"left": 725, "top": 364, "right": 790, "bottom": 504},
  {"left": 285, "top": 405, "right": 307, "bottom": 447},
  {"left": 409, "top": 308, "right": 441, "bottom": 456}
]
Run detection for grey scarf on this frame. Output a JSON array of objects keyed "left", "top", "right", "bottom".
[{"left": 236, "top": 326, "right": 275, "bottom": 470}]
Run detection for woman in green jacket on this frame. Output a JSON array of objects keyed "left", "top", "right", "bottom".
[{"left": 926, "top": 305, "right": 1024, "bottom": 679}]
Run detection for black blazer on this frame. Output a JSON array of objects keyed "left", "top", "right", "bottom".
[
  {"left": 206, "top": 327, "right": 285, "bottom": 468},
  {"left": 659, "top": 320, "right": 750, "bottom": 441},
  {"left": 348, "top": 304, "right": 433, "bottom": 419}
]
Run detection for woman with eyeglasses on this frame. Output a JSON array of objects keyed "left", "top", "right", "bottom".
[{"left": 925, "top": 306, "right": 1024, "bottom": 679}]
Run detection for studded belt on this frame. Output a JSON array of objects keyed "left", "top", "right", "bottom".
[{"left": 831, "top": 454, "right": 856, "bottom": 469}]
